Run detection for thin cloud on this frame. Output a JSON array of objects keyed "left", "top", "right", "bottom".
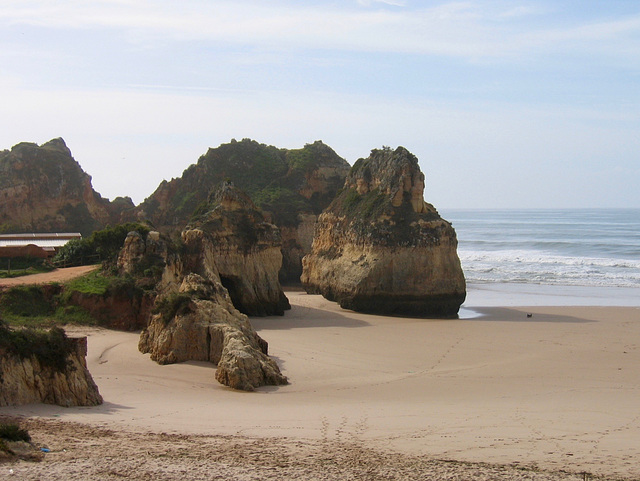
[
  {"left": 0, "top": 1, "right": 638, "bottom": 61},
  {"left": 357, "top": 0, "right": 406, "bottom": 7}
]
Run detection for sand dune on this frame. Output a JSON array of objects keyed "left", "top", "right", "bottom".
[{"left": 3, "top": 291, "right": 639, "bottom": 479}]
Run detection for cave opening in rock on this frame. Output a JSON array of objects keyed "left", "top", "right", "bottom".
[{"left": 219, "top": 275, "right": 245, "bottom": 313}]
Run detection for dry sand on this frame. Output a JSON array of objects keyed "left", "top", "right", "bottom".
[{"left": 2, "top": 290, "right": 640, "bottom": 480}]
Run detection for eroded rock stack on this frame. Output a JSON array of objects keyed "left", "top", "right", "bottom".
[
  {"left": 181, "top": 182, "right": 290, "bottom": 316},
  {"left": 0, "top": 333, "right": 103, "bottom": 407},
  {"left": 139, "top": 274, "right": 287, "bottom": 391},
  {"left": 135, "top": 139, "right": 350, "bottom": 283},
  {"left": 136, "top": 182, "right": 289, "bottom": 391},
  {"left": 301, "top": 147, "right": 466, "bottom": 318}
]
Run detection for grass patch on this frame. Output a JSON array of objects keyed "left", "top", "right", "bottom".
[
  {"left": 54, "top": 305, "right": 98, "bottom": 326},
  {"left": 64, "top": 271, "right": 111, "bottom": 297},
  {"left": 0, "top": 286, "right": 53, "bottom": 320}
]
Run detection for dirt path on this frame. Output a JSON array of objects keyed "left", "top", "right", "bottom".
[{"left": 0, "top": 265, "right": 99, "bottom": 287}]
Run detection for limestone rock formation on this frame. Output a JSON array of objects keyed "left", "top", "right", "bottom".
[
  {"left": 135, "top": 139, "right": 350, "bottom": 282},
  {"left": 0, "top": 332, "right": 103, "bottom": 407},
  {"left": 116, "top": 230, "right": 167, "bottom": 276},
  {"left": 301, "top": 146, "right": 466, "bottom": 318},
  {"left": 0, "top": 138, "right": 132, "bottom": 236},
  {"left": 139, "top": 274, "right": 287, "bottom": 391},
  {"left": 182, "top": 182, "right": 290, "bottom": 316},
  {"left": 133, "top": 185, "right": 289, "bottom": 390}
]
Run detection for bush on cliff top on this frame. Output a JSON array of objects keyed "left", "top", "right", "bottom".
[
  {"left": 0, "top": 319, "right": 73, "bottom": 372},
  {"left": 53, "top": 222, "right": 150, "bottom": 267}
]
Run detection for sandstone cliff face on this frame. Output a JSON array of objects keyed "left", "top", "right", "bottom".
[
  {"left": 0, "top": 138, "right": 133, "bottom": 236},
  {"left": 301, "top": 147, "right": 466, "bottom": 318},
  {"left": 136, "top": 139, "right": 350, "bottom": 282},
  {"left": 181, "top": 182, "right": 290, "bottom": 316},
  {"left": 0, "top": 336, "right": 102, "bottom": 407},
  {"left": 139, "top": 274, "right": 287, "bottom": 391}
]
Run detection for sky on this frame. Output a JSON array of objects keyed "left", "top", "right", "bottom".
[{"left": 0, "top": 0, "right": 639, "bottom": 209}]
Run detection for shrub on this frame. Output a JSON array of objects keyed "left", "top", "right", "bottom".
[
  {"left": 0, "top": 423, "right": 31, "bottom": 443},
  {"left": 152, "top": 292, "right": 193, "bottom": 324},
  {"left": 0, "top": 320, "right": 73, "bottom": 372},
  {"left": 52, "top": 237, "right": 96, "bottom": 267},
  {"left": 53, "top": 222, "right": 150, "bottom": 267},
  {"left": 253, "top": 187, "right": 309, "bottom": 227}
]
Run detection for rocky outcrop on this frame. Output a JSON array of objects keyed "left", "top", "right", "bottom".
[
  {"left": 133, "top": 184, "right": 289, "bottom": 390},
  {"left": 301, "top": 147, "right": 466, "bottom": 318},
  {"left": 139, "top": 274, "right": 287, "bottom": 391},
  {"left": 0, "top": 138, "right": 131, "bottom": 236},
  {"left": 0, "top": 333, "right": 103, "bottom": 407},
  {"left": 181, "top": 182, "right": 290, "bottom": 316},
  {"left": 135, "top": 139, "right": 350, "bottom": 282},
  {"left": 116, "top": 230, "right": 168, "bottom": 276}
]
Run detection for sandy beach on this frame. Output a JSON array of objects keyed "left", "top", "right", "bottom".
[{"left": 2, "top": 289, "right": 639, "bottom": 480}]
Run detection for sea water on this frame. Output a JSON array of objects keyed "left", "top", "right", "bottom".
[{"left": 440, "top": 209, "right": 640, "bottom": 307}]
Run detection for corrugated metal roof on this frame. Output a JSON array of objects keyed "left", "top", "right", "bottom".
[
  {"left": 0, "top": 233, "right": 81, "bottom": 240},
  {"left": 0, "top": 239, "right": 77, "bottom": 248},
  {"left": 0, "top": 233, "right": 82, "bottom": 248}
]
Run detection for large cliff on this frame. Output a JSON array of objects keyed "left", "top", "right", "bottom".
[
  {"left": 136, "top": 139, "right": 350, "bottom": 282},
  {"left": 0, "top": 138, "right": 133, "bottom": 236},
  {"left": 301, "top": 147, "right": 466, "bottom": 318},
  {"left": 0, "top": 323, "right": 102, "bottom": 407}
]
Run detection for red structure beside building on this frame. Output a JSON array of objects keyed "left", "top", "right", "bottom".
[{"left": 0, "top": 233, "right": 82, "bottom": 258}]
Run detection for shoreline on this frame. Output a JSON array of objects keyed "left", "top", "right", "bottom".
[
  {"left": 464, "top": 282, "right": 640, "bottom": 308},
  {"left": 2, "top": 289, "right": 639, "bottom": 479}
]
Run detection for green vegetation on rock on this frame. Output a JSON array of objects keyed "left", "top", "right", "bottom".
[
  {"left": 0, "top": 319, "right": 73, "bottom": 372},
  {"left": 139, "top": 138, "right": 349, "bottom": 231},
  {"left": 53, "top": 222, "right": 150, "bottom": 267},
  {"left": 331, "top": 188, "right": 391, "bottom": 222},
  {"left": 252, "top": 187, "right": 309, "bottom": 227},
  {"left": 0, "top": 286, "right": 54, "bottom": 320},
  {"left": 152, "top": 292, "right": 193, "bottom": 325}
]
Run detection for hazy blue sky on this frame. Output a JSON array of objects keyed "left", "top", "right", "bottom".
[{"left": 1, "top": 1, "right": 638, "bottom": 208}]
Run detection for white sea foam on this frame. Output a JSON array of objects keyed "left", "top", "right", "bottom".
[
  {"left": 458, "top": 249, "right": 640, "bottom": 287},
  {"left": 442, "top": 209, "right": 640, "bottom": 289}
]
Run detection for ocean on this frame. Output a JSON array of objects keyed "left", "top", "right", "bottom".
[{"left": 440, "top": 208, "right": 640, "bottom": 307}]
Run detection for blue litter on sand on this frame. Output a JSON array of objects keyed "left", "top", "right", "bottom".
[{"left": 40, "top": 448, "right": 50, "bottom": 453}]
